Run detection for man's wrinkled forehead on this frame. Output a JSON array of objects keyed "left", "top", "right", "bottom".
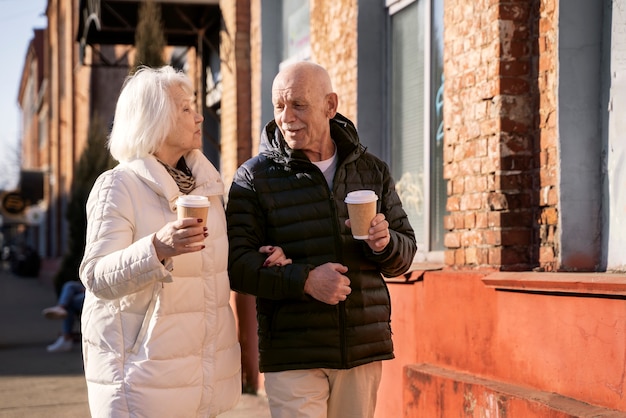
[
  {"left": 272, "top": 84, "right": 308, "bottom": 104},
  {"left": 273, "top": 69, "right": 310, "bottom": 91}
]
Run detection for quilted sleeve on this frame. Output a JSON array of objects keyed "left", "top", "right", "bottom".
[
  {"left": 368, "top": 159, "right": 418, "bottom": 277},
  {"left": 226, "top": 161, "right": 312, "bottom": 300},
  {"left": 79, "top": 169, "right": 171, "bottom": 300}
]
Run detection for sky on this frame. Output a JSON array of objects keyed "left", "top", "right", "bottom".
[{"left": 0, "top": 0, "right": 47, "bottom": 190}]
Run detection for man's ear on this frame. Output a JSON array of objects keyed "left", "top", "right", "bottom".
[{"left": 326, "top": 92, "right": 339, "bottom": 118}]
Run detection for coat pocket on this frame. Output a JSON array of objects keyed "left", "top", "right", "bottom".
[{"left": 127, "top": 282, "right": 161, "bottom": 354}]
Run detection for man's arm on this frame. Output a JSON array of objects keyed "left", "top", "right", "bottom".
[
  {"left": 367, "top": 165, "right": 418, "bottom": 277},
  {"left": 226, "top": 168, "right": 313, "bottom": 300}
]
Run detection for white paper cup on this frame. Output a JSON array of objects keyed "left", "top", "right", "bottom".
[
  {"left": 176, "top": 195, "right": 210, "bottom": 227},
  {"left": 345, "top": 190, "right": 378, "bottom": 240}
]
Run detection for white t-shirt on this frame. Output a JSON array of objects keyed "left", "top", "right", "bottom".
[{"left": 312, "top": 142, "right": 338, "bottom": 188}]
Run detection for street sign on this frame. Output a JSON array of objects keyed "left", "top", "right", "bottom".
[{"left": 1, "top": 191, "right": 27, "bottom": 216}]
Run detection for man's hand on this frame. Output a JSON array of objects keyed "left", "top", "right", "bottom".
[
  {"left": 303, "top": 263, "right": 351, "bottom": 305},
  {"left": 346, "top": 213, "right": 390, "bottom": 252}
]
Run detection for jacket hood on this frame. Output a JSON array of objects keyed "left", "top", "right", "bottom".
[{"left": 259, "top": 113, "right": 365, "bottom": 165}]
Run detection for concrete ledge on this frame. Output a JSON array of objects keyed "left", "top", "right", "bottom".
[
  {"left": 404, "top": 363, "right": 625, "bottom": 417},
  {"left": 384, "top": 264, "right": 444, "bottom": 284},
  {"left": 482, "top": 272, "right": 626, "bottom": 296}
]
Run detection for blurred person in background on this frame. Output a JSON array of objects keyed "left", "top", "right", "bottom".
[{"left": 42, "top": 280, "right": 85, "bottom": 353}]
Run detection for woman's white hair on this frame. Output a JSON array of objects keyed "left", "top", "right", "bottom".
[{"left": 108, "top": 65, "right": 195, "bottom": 162}]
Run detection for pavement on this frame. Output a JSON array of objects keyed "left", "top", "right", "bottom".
[{"left": 0, "top": 261, "right": 271, "bottom": 418}]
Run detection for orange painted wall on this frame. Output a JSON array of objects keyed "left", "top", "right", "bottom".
[
  {"left": 375, "top": 281, "right": 421, "bottom": 418},
  {"left": 375, "top": 270, "right": 626, "bottom": 416}
]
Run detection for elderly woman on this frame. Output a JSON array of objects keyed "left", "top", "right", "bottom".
[{"left": 79, "top": 65, "right": 239, "bottom": 418}]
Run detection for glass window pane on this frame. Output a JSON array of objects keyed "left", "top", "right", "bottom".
[
  {"left": 390, "top": 1, "right": 425, "bottom": 246},
  {"left": 282, "top": 0, "right": 310, "bottom": 61},
  {"left": 430, "top": 0, "right": 446, "bottom": 250}
]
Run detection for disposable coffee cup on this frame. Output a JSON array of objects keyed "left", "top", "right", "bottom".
[
  {"left": 176, "top": 195, "right": 210, "bottom": 227},
  {"left": 345, "top": 190, "right": 378, "bottom": 240}
]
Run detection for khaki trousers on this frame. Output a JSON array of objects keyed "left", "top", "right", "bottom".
[{"left": 264, "top": 361, "right": 382, "bottom": 418}]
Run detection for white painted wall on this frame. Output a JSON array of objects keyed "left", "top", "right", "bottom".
[{"left": 607, "top": 0, "right": 626, "bottom": 271}]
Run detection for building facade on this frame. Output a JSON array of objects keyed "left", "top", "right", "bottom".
[{"left": 17, "top": 0, "right": 626, "bottom": 416}]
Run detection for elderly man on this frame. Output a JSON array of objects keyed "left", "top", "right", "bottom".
[{"left": 227, "top": 61, "right": 416, "bottom": 418}]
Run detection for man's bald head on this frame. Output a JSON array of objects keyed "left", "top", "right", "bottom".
[{"left": 272, "top": 61, "right": 334, "bottom": 97}]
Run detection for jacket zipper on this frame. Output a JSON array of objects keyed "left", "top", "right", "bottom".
[
  {"left": 327, "top": 189, "right": 348, "bottom": 368},
  {"left": 310, "top": 160, "right": 351, "bottom": 368}
]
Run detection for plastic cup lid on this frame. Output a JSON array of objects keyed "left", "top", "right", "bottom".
[
  {"left": 344, "top": 190, "right": 378, "bottom": 204},
  {"left": 176, "top": 195, "right": 210, "bottom": 207}
]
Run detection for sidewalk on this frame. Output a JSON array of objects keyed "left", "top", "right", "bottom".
[{"left": 0, "top": 263, "right": 271, "bottom": 418}]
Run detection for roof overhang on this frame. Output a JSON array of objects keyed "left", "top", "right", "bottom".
[{"left": 77, "top": 0, "right": 221, "bottom": 47}]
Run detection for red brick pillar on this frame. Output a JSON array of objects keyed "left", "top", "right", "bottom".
[
  {"left": 442, "top": 0, "right": 557, "bottom": 271},
  {"left": 220, "top": 0, "right": 258, "bottom": 393}
]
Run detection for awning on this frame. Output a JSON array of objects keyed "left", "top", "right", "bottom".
[{"left": 77, "top": 0, "right": 221, "bottom": 48}]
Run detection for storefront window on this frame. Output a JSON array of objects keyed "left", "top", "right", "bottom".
[{"left": 388, "top": 0, "right": 445, "bottom": 256}]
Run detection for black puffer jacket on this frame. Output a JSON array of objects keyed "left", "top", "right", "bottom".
[{"left": 226, "top": 113, "right": 417, "bottom": 372}]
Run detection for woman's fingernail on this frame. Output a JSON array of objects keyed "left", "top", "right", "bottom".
[
  {"left": 197, "top": 218, "right": 203, "bottom": 223},
  {"left": 203, "top": 233, "right": 208, "bottom": 237},
  {"left": 263, "top": 261, "right": 269, "bottom": 267}
]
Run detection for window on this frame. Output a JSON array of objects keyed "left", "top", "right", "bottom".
[
  {"left": 387, "top": 0, "right": 445, "bottom": 261},
  {"left": 559, "top": 0, "right": 625, "bottom": 271},
  {"left": 281, "top": 0, "right": 310, "bottom": 66}
]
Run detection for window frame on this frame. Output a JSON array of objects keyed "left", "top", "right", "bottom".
[{"left": 386, "top": 0, "right": 445, "bottom": 265}]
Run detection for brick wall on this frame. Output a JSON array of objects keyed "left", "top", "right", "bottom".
[
  {"left": 442, "top": 0, "right": 558, "bottom": 271},
  {"left": 250, "top": 0, "right": 262, "bottom": 158},
  {"left": 219, "top": 0, "right": 252, "bottom": 188},
  {"left": 310, "top": 0, "right": 358, "bottom": 122},
  {"left": 220, "top": 0, "right": 237, "bottom": 187},
  {"left": 19, "top": 35, "right": 41, "bottom": 171},
  {"left": 534, "top": 0, "right": 558, "bottom": 271}
]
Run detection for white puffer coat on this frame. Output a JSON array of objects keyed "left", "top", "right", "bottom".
[{"left": 79, "top": 150, "right": 241, "bottom": 418}]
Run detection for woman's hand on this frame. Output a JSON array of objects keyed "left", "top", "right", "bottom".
[
  {"left": 259, "top": 245, "right": 292, "bottom": 267},
  {"left": 153, "top": 218, "right": 208, "bottom": 260}
]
